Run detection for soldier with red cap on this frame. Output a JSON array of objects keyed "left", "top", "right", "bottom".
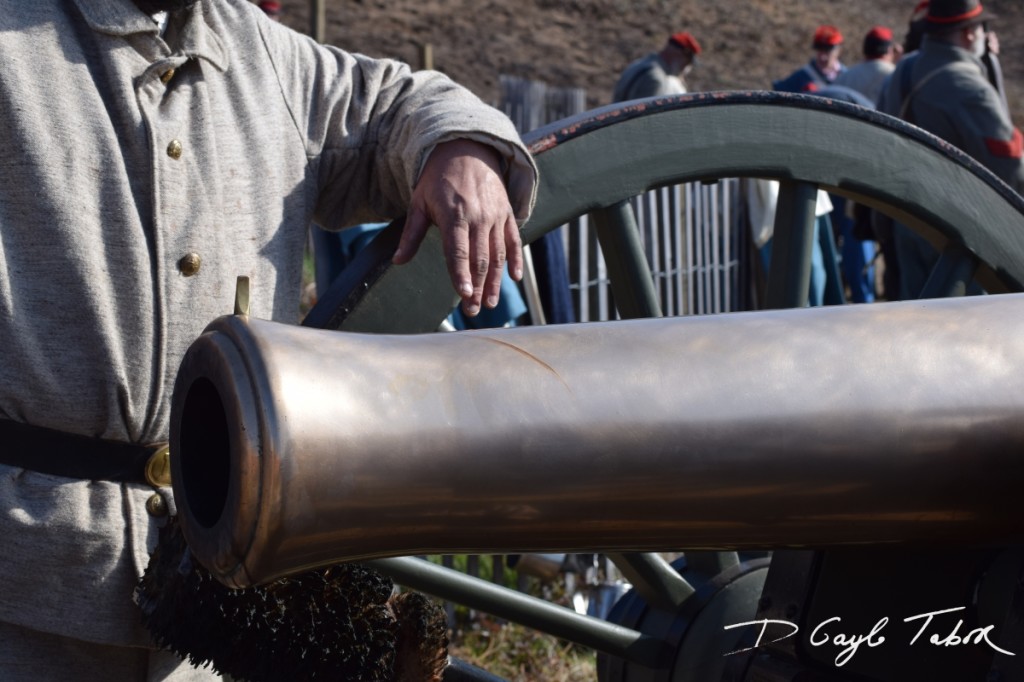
[
  {"left": 773, "top": 25, "right": 847, "bottom": 93},
  {"left": 612, "top": 31, "right": 702, "bottom": 102},
  {"left": 835, "top": 26, "right": 898, "bottom": 104},
  {"left": 879, "top": 0, "right": 1023, "bottom": 299}
]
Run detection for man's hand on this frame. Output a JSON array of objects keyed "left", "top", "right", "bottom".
[
  {"left": 986, "top": 30, "right": 1000, "bottom": 57},
  {"left": 392, "top": 139, "right": 523, "bottom": 317}
]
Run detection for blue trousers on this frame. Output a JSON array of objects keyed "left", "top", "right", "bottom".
[{"left": 831, "top": 196, "right": 876, "bottom": 304}]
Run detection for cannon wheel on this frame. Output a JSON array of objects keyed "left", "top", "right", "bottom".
[{"left": 303, "top": 92, "right": 1024, "bottom": 681}]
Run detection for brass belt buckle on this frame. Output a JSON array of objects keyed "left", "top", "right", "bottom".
[{"left": 145, "top": 444, "right": 172, "bottom": 488}]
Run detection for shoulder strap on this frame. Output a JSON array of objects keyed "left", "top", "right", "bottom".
[
  {"left": 899, "top": 62, "right": 967, "bottom": 122},
  {"left": 982, "top": 52, "right": 1010, "bottom": 115}
]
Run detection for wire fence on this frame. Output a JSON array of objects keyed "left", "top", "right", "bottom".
[
  {"left": 565, "top": 180, "right": 754, "bottom": 321},
  {"left": 499, "top": 75, "right": 756, "bottom": 322}
]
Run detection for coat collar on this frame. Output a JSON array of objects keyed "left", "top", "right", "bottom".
[
  {"left": 70, "top": 0, "right": 229, "bottom": 72},
  {"left": 920, "top": 35, "right": 985, "bottom": 70}
]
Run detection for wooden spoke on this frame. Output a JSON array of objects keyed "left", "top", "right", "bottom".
[
  {"left": 591, "top": 201, "right": 663, "bottom": 319},
  {"left": 765, "top": 181, "right": 819, "bottom": 310}
]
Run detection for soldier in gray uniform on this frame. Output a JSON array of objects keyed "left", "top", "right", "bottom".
[
  {"left": 879, "top": 0, "right": 1023, "bottom": 299},
  {"left": 0, "top": 0, "right": 537, "bottom": 679},
  {"left": 612, "top": 32, "right": 702, "bottom": 102},
  {"left": 835, "top": 26, "right": 898, "bottom": 105}
]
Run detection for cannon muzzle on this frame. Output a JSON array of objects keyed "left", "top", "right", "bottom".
[{"left": 170, "top": 295, "right": 1024, "bottom": 588}]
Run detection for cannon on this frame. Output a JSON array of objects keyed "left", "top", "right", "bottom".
[{"left": 167, "top": 92, "right": 1024, "bottom": 681}]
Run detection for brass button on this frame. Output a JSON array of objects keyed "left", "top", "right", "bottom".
[
  {"left": 179, "top": 252, "right": 201, "bottom": 276},
  {"left": 145, "top": 445, "right": 172, "bottom": 488},
  {"left": 160, "top": 68, "right": 175, "bottom": 84},
  {"left": 145, "top": 493, "right": 168, "bottom": 518},
  {"left": 167, "top": 139, "right": 182, "bottom": 160}
]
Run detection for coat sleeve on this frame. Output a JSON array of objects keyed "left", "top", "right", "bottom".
[
  {"left": 253, "top": 18, "right": 537, "bottom": 230},
  {"left": 948, "top": 76, "right": 1024, "bottom": 194}
]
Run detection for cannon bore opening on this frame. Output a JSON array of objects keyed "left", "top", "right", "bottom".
[{"left": 179, "top": 377, "right": 231, "bottom": 529}]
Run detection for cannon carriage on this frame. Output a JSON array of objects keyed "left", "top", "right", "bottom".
[{"left": 166, "top": 92, "right": 1024, "bottom": 682}]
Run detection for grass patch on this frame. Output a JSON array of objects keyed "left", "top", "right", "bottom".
[
  {"left": 424, "top": 555, "right": 598, "bottom": 680},
  {"left": 451, "top": 617, "right": 597, "bottom": 682}
]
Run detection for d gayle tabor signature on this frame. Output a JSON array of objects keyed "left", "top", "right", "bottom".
[{"left": 723, "top": 606, "right": 1015, "bottom": 667}]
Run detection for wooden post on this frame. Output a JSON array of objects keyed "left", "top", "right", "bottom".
[
  {"left": 310, "top": 0, "right": 325, "bottom": 43},
  {"left": 420, "top": 43, "right": 433, "bottom": 71}
]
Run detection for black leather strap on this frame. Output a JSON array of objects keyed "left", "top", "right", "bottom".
[{"left": 0, "top": 419, "right": 159, "bottom": 484}]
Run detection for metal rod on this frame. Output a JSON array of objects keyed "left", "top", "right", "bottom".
[
  {"left": 695, "top": 186, "right": 706, "bottom": 314},
  {"left": 765, "top": 181, "right": 818, "bottom": 309},
  {"left": 654, "top": 190, "right": 665, "bottom": 310},
  {"left": 520, "top": 244, "right": 547, "bottom": 325},
  {"left": 368, "top": 557, "right": 669, "bottom": 668},
  {"left": 578, "top": 216, "right": 590, "bottom": 321},
  {"left": 672, "top": 185, "right": 684, "bottom": 316},
  {"left": 606, "top": 553, "right": 695, "bottom": 612},
  {"left": 701, "top": 186, "right": 712, "bottom": 314},
  {"left": 710, "top": 183, "right": 722, "bottom": 314},
  {"left": 660, "top": 187, "right": 672, "bottom": 315},
  {"left": 591, "top": 200, "right": 663, "bottom": 319},
  {"left": 722, "top": 181, "right": 732, "bottom": 312},
  {"left": 596, "top": 224, "right": 609, "bottom": 320},
  {"left": 444, "top": 657, "right": 508, "bottom": 682},
  {"left": 685, "top": 184, "right": 695, "bottom": 315}
]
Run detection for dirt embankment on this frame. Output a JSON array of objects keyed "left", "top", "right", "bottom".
[{"left": 275, "top": 0, "right": 1021, "bottom": 127}]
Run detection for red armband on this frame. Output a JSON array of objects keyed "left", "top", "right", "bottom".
[{"left": 985, "top": 128, "right": 1023, "bottom": 160}]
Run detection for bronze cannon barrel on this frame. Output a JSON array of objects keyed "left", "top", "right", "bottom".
[{"left": 170, "top": 295, "right": 1024, "bottom": 588}]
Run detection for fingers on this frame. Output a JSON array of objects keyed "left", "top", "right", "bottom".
[
  {"left": 504, "top": 215, "right": 524, "bottom": 282},
  {"left": 444, "top": 216, "right": 476, "bottom": 309},
  {"left": 444, "top": 215, "right": 520, "bottom": 318},
  {"left": 482, "top": 219, "right": 507, "bottom": 310},
  {"left": 449, "top": 214, "right": 499, "bottom": 318}
]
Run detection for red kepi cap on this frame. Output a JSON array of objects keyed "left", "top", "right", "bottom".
[
  {"left": 669, "top": 32, "right": 702, "bottom": 55},
  {"left": 812, "top": 25, "right": 844, "bottom": 49}
]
